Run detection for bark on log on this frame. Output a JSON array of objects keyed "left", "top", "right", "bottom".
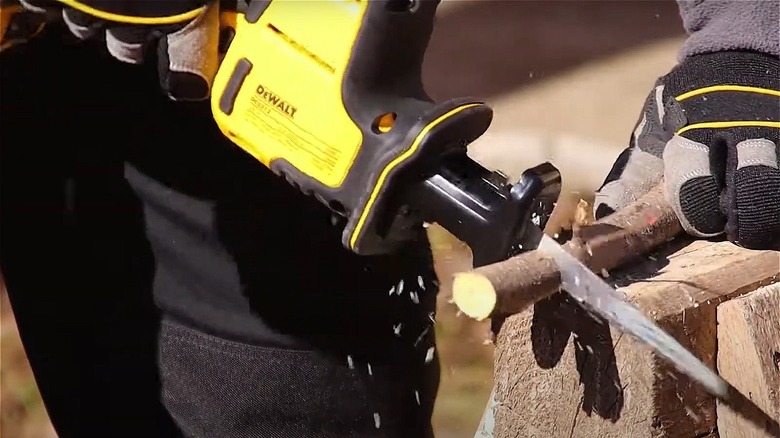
[{"left": 491, "top": 239, "right": 779, "bottom": 437}]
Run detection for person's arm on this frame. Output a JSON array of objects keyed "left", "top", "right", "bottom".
[
  {"left": 594, "top": 1, "right": 780, "bottom": 250},
  {"left": 675, "top": 0, "right": 780, "bottom": 58}
]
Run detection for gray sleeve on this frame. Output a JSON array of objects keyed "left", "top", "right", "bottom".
[{"left": 675, "top": 0, "right": 780, "bottom": 60}]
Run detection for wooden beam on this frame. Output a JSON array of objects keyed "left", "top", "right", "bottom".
[
  {"left": 717, "top": 283, "right": 780, "bottom": 438},
  {"left": 491, "top": 239, "right": 779, "bottom": 437}
]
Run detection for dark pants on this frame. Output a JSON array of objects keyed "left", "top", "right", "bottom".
[{"left": 1, "top": 25, "right": 440, "bottom": 438}]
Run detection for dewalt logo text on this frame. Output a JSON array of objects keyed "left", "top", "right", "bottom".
[{"left": 256, "top": 85, "right": 297, "bottom": 119}]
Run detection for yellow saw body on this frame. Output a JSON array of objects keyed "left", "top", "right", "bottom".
[{"left": 212, "top": 0, "right": 561, "bottom": 263}]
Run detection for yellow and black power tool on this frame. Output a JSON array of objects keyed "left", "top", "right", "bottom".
[
  {"left": 213, "top": 0, "right": 562, "bottom": 266},
  {"left": 0, "top": 0, "right": 562, "bottom": 267}
]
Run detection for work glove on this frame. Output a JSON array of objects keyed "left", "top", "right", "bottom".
[
  {"left": 595, "top": 50, "right": 780, "bottom": 250},
  {"left": 9, "top": 0, "right": 227, "bottom": 101}
]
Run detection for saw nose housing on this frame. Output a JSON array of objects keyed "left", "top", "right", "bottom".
[
  {"left": 421, "top": 160, "right": 562, "bottom": 267},
  {"left": 390, "top": 149, "right": 563, "bottom": 268}
]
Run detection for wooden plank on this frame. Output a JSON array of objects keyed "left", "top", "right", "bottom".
[
  {"left": 717, "top": 283, "right": 780, "bottom": 438},
  {"left": 491, "top": 239, "right": 779, "bottom": 438}
]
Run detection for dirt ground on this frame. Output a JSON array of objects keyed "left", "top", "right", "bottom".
[{"left": 1, "top": 2, "right": 687, "bottom": 437}]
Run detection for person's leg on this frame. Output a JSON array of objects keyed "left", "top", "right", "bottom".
[
  {"left": 0, "top": 28, "right": 182, "bottom": 437},
  {"left": 2, "top": 23, "right": 443, "bottom": 438},
  {"left": 123, "top": 76, "right": 442, "bottom": 437}
]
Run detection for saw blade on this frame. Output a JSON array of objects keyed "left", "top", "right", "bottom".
[{"left": 535, "top": 233, "right": 730, "bottom": 398}]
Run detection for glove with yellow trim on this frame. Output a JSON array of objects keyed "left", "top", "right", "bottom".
[
  {"left": 11, "top": 0, "right": 227, "bottom": 101},
  {"left": 595, "top": 50, "right": 780, "bottom": 249}
]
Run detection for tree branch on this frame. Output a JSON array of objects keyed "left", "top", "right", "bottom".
[{"left": 452, "top": 183, "right": 683, "bottom": 320}]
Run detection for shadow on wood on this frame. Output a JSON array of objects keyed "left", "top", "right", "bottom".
[{"left": 531, "top": 292, "right": 624, "bottom": 422}]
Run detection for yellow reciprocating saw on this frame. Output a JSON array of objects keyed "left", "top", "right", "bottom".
[{"left": 212, "top": 0, "right": 562, "bottom": 267}]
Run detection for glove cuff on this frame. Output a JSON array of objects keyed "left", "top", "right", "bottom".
[{"left": 661, "top": 50, "right": 779, "bottom": 96}]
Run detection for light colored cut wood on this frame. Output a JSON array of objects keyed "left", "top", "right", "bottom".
[
  {"left": 717, "top": 283, "right": 780, "bottom": 438},
  {"left": 491, "top": 240, "right": 779, "bottom": 438},
  {"left": 452, "top": 272, "right": 496, "bottom": 320}
]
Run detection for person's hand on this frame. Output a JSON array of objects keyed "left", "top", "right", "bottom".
[
  {"left": 595, "top": 50, "right": 780, "bottom": 250},
  {"left": 10, "top": 0, "right": 225, "bottom": 101}
]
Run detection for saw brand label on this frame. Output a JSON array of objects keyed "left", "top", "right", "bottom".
[
  {"left": 255, "top": 84, "right": 298, "bottom": 119},
  {"left": 244, "top": 91, "right": 342, "bottom": 181}
]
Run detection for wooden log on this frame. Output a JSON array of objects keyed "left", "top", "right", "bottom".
[
  {"left": 491, "top": 239, "right": 779, "bottom": 438},
  {"left": 452, "top": 183, "right": 682, "bottom": 320},
  {"left": 717, "top": 283, "right": 780, "bottom": 438}
]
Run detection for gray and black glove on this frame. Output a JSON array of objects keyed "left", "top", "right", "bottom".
[
  {"left": 8, "top": 0, "right": 226, "bottom": 101},
  {"left": 595, "top": 50, "right": 780, "bottom": 250}
]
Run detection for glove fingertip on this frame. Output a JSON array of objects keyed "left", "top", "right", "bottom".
[
  {"left": 664, "top": 173, "right": 726, "bottom": 242},
  {"left": 167, "top": 71, "right": 210, "bottom": 101},
  {"left": 105, "top": 27, "right": 152, "bottom": 65},
  {"left": 18, "top": 0, "right": 55, "bottom": 14},
  {"left": 62, "top": 7, "right": 103, "bottom": 40},
  {"left": 731, "top": 156, "right": 780, "bottom": 250},
  {"left": 158, "top": 3, "right": 220, "bottom": 101},
  {"left": 157, "top": 38, "right": 210, "bottom": 101}
]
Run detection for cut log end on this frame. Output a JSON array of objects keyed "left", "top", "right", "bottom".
[{"left": 452, "top": 272, "right": 497, "bottom": 321}]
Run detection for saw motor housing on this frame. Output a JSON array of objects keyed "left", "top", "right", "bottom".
[{"left": 212, "top": 0, "right": 562, "bottom": 266}]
